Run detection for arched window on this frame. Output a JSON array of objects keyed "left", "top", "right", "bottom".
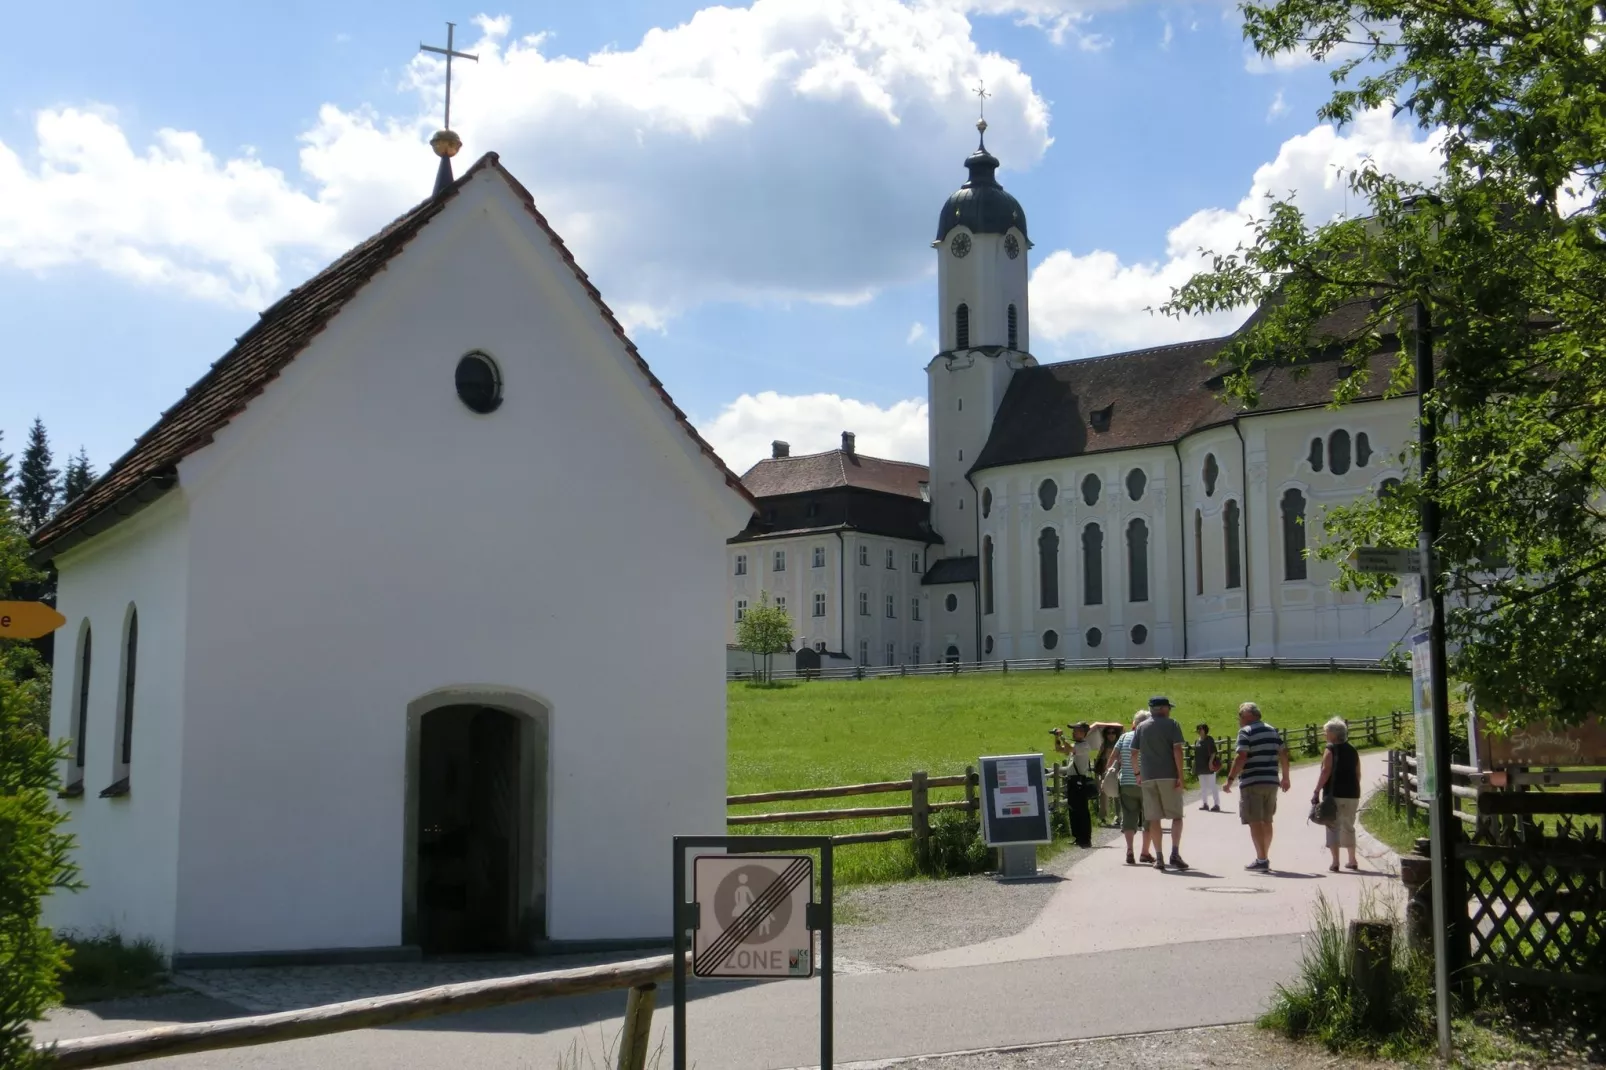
[
  {"left": 1007, "top": 304, "right": 1019, "bottom": 350},
  {"left": 1127, "top": 518, "right": 1150, "bottom": 602},
  {"left": 1224, "top": 499, "right": 1243, "bottom": 589},
  {"left": 945, "top": 645, "right": 961, "bottom": 664},
  {"left": 72, "top": 624, "right": 92, "bottom": 783},
  {"left": 1042, "top": 629, "right": 1059, "bottom": 651},
  {"left": 1329, "top": 429, "right": 1352, "bottom": 475},
  {"left": 982, "top": 535, "right": 995, "bottom": 615},
  {"left": 956, "top": 303, "right": 970, "bottom": 349},
  {"left": 1378, "top": 477, "right": 1402, "bottom": 501},
  {"left": 1203, "top": 453, "right": 1220, "bottom": 497},
  {"left": 1082, "top": 523, "right": 1104, "bottom": 606},
  {"left": 1039, "top": 527, "right": 1060, "bottom": 609},
  {"left": 1308, "top": 438, "right": 1324, "bottom": 472},
  {"left": 1038, "top": 479, "right": 1057, "bottom": 511},
  {"left": 1355, "top": 432, "right": 1372, "bottom": 467},
  {"left": 1194, "top": 509, "right": 1204, "bottom": 596},
  {"left": 1081, "top": 474, "right": 1101, "bottom": 506},
  {"left": 113, "top": 607, "right": 138, "bottom": 789},
  {"left": 981, "top": 487, "right": 993, "bottom": 518},
  {"left": 1126, "top": 468, "right": 1147, "bottom": 501},
  {"left": 1282, "top": 489, "right": 1308, "bottom": 581}
]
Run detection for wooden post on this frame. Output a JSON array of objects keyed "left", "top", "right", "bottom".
[
  {"left": 911, "top": 770, "right": 931, "bottom": 871},
  {"left": 1398, "top": 853, "right": 1434, "bottom": 951},
  {"left": 617, "top": 983, "right": 657, "bottom": 1070},
  {"left": 964, "top": 764, "right": 977, "bottom": 814},
  {"left": 1348, "top": 919, "right": 1395, "bottom": 1030}
]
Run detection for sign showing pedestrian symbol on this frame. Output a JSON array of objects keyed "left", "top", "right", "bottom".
[{"left": 692, "top": 855, "right": 814, "bottom": 979}]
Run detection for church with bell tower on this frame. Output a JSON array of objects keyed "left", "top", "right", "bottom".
[{"left": 732, "top": 104, "right": 1424, "bottom": 669}]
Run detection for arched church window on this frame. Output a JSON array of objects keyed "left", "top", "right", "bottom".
[
  {"left": 1081, "top": 474, "right": 1101, "bottom": 507},
  {"left": 1356, "top": 432, "right": 1372, "bottom": 467},
  {"left": 72, "top": 624, "right": 92, "bottom": 784},
  {"left": 1194, "top": 510, "right": 1204, "bottom": 596},
  {"left": 981, "top": 487, "right": 993, "bottom": 518},
  {"left": 945, "top": 645, "right": 961, "bottom": 663},
  {"left": 1039, "top": 527, "right": 1060, "bottom": 609},
  {"left": 1126, "top": 468, "right": 1147, "bottom": 501},
  {"left": 1008, "top": 305, "right": 1019, "bottom": 350},
  {"left": 103, "top": 606, "right": 138, "bottom": 796},
  {"left": 1224, "top": 499, "right": 1243, "bottom": 589},
  {"left": 1127, "top": 519, "right": 1150, "bottom": 602},
  {"left": 982, "top": 536, "right": 995, "bottom": 615},
  {"left": 956, "top": 303, "right": 970, "bottom": 349},
  {"left": 1038, "top": 479, "right": 1057, "bottom": 511},
  {"left": 1329, "top": 429, "right": 1352, "bottom": 475},
  {"left": 1308, "top": 437, "right": 1324, "bottom": 472},
  {"left": 1282, "top": 489, "right": 1308, "bottom": 581},
  {"left": 1082, "top": 523, "right": 1104, "bottom": 606},
  {"left": 1203, "top": 454, "right": 1219, "bottom": 497}
]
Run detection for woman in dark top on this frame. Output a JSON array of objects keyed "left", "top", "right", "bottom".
[{"left": 1312, "top": 717, "right": 1362, "bottom": 871}]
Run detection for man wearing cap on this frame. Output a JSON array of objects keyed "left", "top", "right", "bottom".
[
  {"left": 1055, "top": 720, "right": 1121, "bottom": 848},
  {"left": 1133, "top": 695, "right": 1188, "bottom": 871}
]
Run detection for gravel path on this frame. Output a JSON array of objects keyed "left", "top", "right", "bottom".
[{"left": 833, "top": 822, "right": 1122, "bottom": 970}]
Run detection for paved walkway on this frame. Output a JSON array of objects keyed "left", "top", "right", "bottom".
[{"left": 35, "top": 757, "right": 1399, "bottom": 1069}]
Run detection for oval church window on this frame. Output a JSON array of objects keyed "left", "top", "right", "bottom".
[
  {"left": 455, "top": 352, "right": 503, "bottom": 414},
  {"left": 982, "top": 487, "right": 993, "bottom": 518},
  {"left": 1081, "top": 474, "right": 1101, "bottom": 507},
  {"left": 945, "top": 593, "right": 959, "bottom": 613},
  {"left": 1126, "top": 468, "right": 1147, "bottom": 502},
  {"left": 1042, "top": 629, "right": 1059, "bottom": 651},
  {"left": 1038, "top": 479, "right": 1057, "bottom": 511},
  {"left": 1203, "top": 454, "right": 1219, "bottom": 497}
]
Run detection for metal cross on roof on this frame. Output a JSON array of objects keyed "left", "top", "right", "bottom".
[
  {"left": 974, "top": 79, "right": 991, "bottom": 136},
  {"left": 420, "top": 22, "right": 479, "bottom": 132}
]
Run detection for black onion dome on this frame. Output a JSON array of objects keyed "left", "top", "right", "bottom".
[{"left": 935, "top": 134, "right": 1028, "bottom": 243}]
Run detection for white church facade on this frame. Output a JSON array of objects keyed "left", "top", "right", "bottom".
[
  {"left": 36, "top": 153, "right": 755, "bottom": 964},
  {"left": 731, "top": 122, "right": 1416, "bottom": 666}
]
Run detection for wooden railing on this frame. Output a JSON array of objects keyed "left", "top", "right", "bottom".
[
  {"left": 38, "top": 955, "right": 673, "bottom": 1069},
  {"left": 730, "top": 655, "right": 1401, "bottom": 682},
  {"left": 1386, "top": 749, "right": 1484, "bottom": 831},
  {"left": 727, "top": 769, "right": 980, "bottom": 861}
]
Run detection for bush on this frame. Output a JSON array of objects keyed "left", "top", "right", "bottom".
[
  {"left": 918, "top": 809, "right": 992, "bottom": 878},
  {"left": 1260, "top": 892, "right": 1436, "bottom": 1058},
  {"left": 57, "top": 931, "right": 168, "bottom": 1004}
]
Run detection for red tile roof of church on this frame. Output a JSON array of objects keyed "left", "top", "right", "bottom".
[{"left": 31, "top": 153, "right": 756, "bottom": 559}]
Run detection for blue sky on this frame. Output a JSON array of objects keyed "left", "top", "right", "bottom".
[{"left": 0, "top": 0, "right": 1440, "bottom": 479}]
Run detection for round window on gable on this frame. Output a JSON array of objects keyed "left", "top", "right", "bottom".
[
  {"left": 455, "top": 352, "right": 503, "bottom": 414},
  {"left": 945, "top": 593, "right": 959, "bottom": 613}
]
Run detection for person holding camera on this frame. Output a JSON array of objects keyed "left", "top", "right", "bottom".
[{"left": 1053, "top": 721, "right": 1121, "bottom": 848}]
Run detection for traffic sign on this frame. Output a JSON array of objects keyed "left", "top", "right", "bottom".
[
  {"left": 692, "top": 854, "right": 814, "bottom": 980},
  {"left": 0, "top": 601, "right": 66, "bottom": 640},
  {"left": 1351, "top": 547, "right": 1424, "bottom": 574}
]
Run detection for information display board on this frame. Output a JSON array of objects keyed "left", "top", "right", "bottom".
[
  {"left": 1411, "top": 631, "right": 1437, "bottom": 797},
  {"left": 977, "top": 753, "right": 1051, "bottom": 847}
]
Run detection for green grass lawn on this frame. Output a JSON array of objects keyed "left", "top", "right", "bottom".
[{"left": 728, "top": 667, "right": 1411, "bottom": 884}]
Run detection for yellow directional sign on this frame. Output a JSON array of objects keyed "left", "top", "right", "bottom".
[{"left": 0, "top": 601, "right": 67, "bottom": 640}]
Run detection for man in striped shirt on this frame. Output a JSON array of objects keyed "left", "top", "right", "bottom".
[{"left": 1222, "top": 701, "right": 1291, "bottom": 871}]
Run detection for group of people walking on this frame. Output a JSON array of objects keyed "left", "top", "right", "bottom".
[{"left": 1053, "top": 697, "right": 1363, "bottom": 872}]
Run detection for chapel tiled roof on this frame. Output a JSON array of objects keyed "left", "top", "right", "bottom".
[
  {"left": 972, "top": 301, "right": 1408, "bottom": 473},
  {"left": 922, "top": 556, "right": 979, "bottom": 585},
  {"left": 740, "top": 449, "right": 929, "bottom": 500},
  {"left": 31, "top": 153, "right": 754, "bottom": 561}
]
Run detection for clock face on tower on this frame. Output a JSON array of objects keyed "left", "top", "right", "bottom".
[
  {"left": 1004, "top": 234, "right": 1020, "bottom": 259},
  {"left": 949, "top": 233, "right": 971, "bottom": 258}
]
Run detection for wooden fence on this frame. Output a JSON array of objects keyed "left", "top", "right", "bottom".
[
  {"left": 38, "top": 955, "right": 674, "bottom": 1069},
  {"left": 729, "top": 654, "right": 1401, "bottom": 683},
  {"left": 1383, "top": 750, "right": 1606, "bottom": 1004}
]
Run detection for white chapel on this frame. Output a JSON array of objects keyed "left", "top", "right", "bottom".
[
  {"left": 37, "top": 149, "right": 755, "bottom": 964},
  {"left": 729, "top": 120, "right": 1417, "bottom": 666}
]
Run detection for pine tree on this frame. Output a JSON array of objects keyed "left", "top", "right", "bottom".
[
  {"left": 15, "top": 419, "right": 57, "bottom": 532},
  {"left": 0, "top": 430, "right": 12, "bottom": 503},
  {"left": 59, "top": 448, "right": 94, "bottom": 507}
]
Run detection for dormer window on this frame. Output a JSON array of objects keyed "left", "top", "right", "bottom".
[{"left": 1090, "top": 404, "right": 1113, "bottom": 432}]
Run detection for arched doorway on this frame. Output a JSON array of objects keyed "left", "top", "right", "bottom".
[
  {"left": 404, "top": 693, "right": 548, "bottom": 956},
  {"left": 945, "top": 645, "right": 961, "bottom": 664}
]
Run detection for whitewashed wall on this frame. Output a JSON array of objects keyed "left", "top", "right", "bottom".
[
  {"left": 45, "top": 495, "right": 189, "bottom": 953},
  {"left": 158, "top": 171, "right": 749, "bottom": 955}
]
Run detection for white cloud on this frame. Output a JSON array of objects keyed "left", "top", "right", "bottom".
[
  {"left": 702, "top": 390, "right": 929, "bottom": 472},
  {"left": 0, "top": 3, "right": 1053, "bottom": 326},
  {"left": 906, "top": 321, "right": 929, "bottom": 345},
  {"left": 1160, "top": 18, "right": 1174, "bottom": 49},
  {"left": 1029, "top": 106, "right": 1447, "bottom": 354},
  {"left": 1267, "top": 88, "right": 1288, "bottom": 120}
]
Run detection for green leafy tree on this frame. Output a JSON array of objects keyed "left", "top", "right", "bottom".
[
  {"left": 15, "top": 420, "right": 58, "bottom": 532},
  {"left": 735, "top": 593, "right": 795, "bottom": 684},
  {"left": 1165, "top": 0, "right": 1606, "bottom": 730},
  {"left": 59, "top": 449, "right": 94, "bottom": 507},
  {"left": 0, "top": 479, "right": 79, "bottom": 1067}
]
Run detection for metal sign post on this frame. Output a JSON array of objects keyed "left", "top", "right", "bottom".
[
  {"left": 672, "top": 835, "right": 833, "bottom": 1070},
  {"left": 977, "top": 754, "right": 1051, "bottom": 879}
]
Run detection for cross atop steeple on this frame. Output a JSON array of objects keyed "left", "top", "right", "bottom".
[
  {"left": 420, "top": 22, "right": 480, "bottom": 196},
  {"left": 421, "top": 22, "right": 479, "bottom": 133},
  {"left": 974, "top": 79, "right": 990, "bottom": 137}
]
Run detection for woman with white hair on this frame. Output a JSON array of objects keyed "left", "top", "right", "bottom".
[
  {"left": 1113, "top": 711, "right": 1154, "bottom": 865},
  {"left": 1312, "top": 716, "right": 1362, "bottom": 871}
]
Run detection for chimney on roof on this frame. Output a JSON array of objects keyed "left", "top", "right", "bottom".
[
  {"left": 772, "top": 440, "right": 790, "bottom": 459},
  {"left": 841, "top": 431, "right": 856, "bottom": 456}
]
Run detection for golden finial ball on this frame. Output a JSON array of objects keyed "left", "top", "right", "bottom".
[{"left": 431, "top": 130, "right": 463, "bottom": 159}]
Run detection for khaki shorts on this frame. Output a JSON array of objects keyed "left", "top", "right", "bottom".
[
  {"left": 1240, "top": 784, "right": 1279, "bottom": 824},
  {"left": 1141, "top": 779, "right": 1184, "bottom": 822}
]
